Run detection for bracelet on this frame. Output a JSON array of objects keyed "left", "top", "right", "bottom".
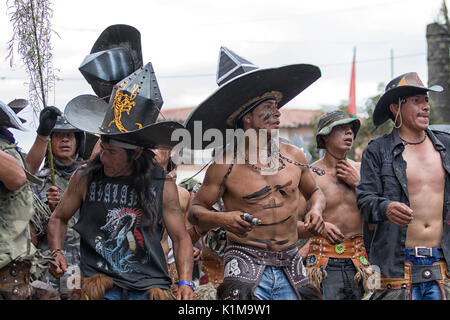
[
  {"left": 51, "top": 249, "right": 62, "bottom": 257},
  {"left": 178, "top": 280, "right": 195, "bottom": 290}
]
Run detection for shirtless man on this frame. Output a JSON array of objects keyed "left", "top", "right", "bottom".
[
  {"left": 185, "top": 48, "right": 326, "bottom": 300},
  {"left": 357, "top": 72, "right": 450, "bottom": 300},
  {"left": 188, "top": 98, "right": 325, "bottom": 300},
  {"left": 304, "top": 110, "right": 371, "bottom": 300}
]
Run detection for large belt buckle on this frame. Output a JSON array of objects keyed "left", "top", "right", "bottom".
[{"left": 414, "top": 246, "right": 432, "bottom": 258}]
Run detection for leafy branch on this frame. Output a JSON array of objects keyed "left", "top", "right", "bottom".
[
  {"left": 6, "top": 0, "right": 56, "bottom": 122},
  {"left": 7, "top": 0, "right": 57, "bottom": 185}
]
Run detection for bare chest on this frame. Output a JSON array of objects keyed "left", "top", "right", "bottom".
[
  {"left": 225, "top": 165, "right": 300, "bottom": 204},
  {"left": 318, "top": 173, "right": 356, "bottom": 209},
  {"left": 403, "top": 144, "right": 445, "bottom": 190}
]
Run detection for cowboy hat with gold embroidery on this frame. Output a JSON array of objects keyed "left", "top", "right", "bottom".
[
  {"left": 65, "top": 62, "right": 183, "bottom": 149},
  {"left": 184, "top": 46, "right": 321, "bottom": 149},
  {"left": 373, "top": 72, "right": 443, "bottom": 126}
]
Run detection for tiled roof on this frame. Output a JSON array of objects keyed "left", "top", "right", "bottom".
[{"left": 158, "top": 107, "right": 321, "bottom": 127}]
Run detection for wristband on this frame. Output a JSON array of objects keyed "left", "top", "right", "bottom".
[
  {"left": 51, "top": 249, "right": 62, "bottom": 257},
  {"left": 178, "top": 280, "right": 195, "bottom": 290}
]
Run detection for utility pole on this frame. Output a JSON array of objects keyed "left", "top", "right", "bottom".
[{"left": 390, "top": 48, "right": 394, "bottom": 78}]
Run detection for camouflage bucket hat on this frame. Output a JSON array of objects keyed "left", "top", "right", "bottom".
[{"left": 316, "top": 110, "right": 360, "bottom": 149}]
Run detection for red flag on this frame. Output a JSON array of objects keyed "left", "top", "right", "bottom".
[{"left": 348, "top": 48, "right": 357, "bottom": 117}]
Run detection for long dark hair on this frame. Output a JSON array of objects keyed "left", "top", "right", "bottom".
[{"left": 79, "top": 138, "right": 162, "bottom": 231}]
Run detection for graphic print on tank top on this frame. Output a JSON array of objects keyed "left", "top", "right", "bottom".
[
  {"left": 94, "top": 206, "right": 145, "bottom": 273},
  {"left": 85, "top": 179, "right": 158, "bottom": 274}
]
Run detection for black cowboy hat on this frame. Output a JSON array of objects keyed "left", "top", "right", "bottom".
[
  {"left": 373, "top": 72, "right": 443, "bottom": 126},
  {"left": 184, "top": 47, "right": 321, "bottom": 150},
  {"left": 65, "top": 62, "right": 183, "bottom": 149},
  {"left": 0, "top": 99, "right": 28, "bottom": 131},
  {"left": 7, "top": 98, "right": 28, "bottom": 125},
  {"left": 79, "top": 24, "right": 143, "bottom": 101}
]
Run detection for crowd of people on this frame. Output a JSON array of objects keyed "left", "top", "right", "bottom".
[{"left": 0, "top": 24, "right": 449, "bottom": 301}]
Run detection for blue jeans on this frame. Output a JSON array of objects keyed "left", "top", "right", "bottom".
[
  {"left": 103, "top": 286, "right": 149, "bottom": 300},
  {"left": 253, "top": 266, "right": 298, "bottom": 300},
  {"left": 405, "top": 249, "right": 443, "bottom": 300}
]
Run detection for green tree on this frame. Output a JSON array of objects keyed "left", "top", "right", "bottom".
[{"left": 352, "top": 84, "right": 394, "bottom": 158}]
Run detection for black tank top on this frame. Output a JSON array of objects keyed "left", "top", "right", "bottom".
[{"left": 73, "top": 165, "right": 170, "bottom": 291}]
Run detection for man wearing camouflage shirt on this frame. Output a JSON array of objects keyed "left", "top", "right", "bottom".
[{"left": 0, "top": 99, "right": 41, "bottom": 299}]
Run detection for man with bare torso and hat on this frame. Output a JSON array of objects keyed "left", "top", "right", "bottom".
[
  {"left": 357, "top": 72, "right": 450, "bottom": 300},
  {"left": 305, "top": 110, "right": 371, "bottom": 300},
  {"left": 186, "top": 47, "right": 326, "bottom": 300},
  {"left": 47, "top": 56, "right": 195, "bottom": 300}
]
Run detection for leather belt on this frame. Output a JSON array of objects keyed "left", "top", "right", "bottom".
[
  {"left": 405, "top": 247, "right": 444, "bottom": 259},
  {"left": 380, "top": 261, "right": 449, "bottom": 290},
  {"left": 306, "top": 236, "right": 369, "bottom": 269}
]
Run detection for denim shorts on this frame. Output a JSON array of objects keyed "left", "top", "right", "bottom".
[{"left": 253, "top": 266, "right": 298, "bottom": 300}]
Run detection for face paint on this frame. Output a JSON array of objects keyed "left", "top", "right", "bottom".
[{"left": 242, "top": 185, "right": 272, "bottom": 200}]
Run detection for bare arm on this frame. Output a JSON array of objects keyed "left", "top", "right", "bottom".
[
  {"left": 25, "top": 106, "right": 61, "bottom": 174},
  {"left": 0, "top": 149, "right": 27, "bottom": 190},
  {"left": 47, "top": 169, "right": 86, "bottom": 277},
  {"left": 294, "top": 149, "right": 325, "bottom": 235},
  {"left": 25, "top": 135, "right": 50, "bottom": 174},
  {"left": 163, "top": 179, "right": 195, "bottom": 300}
]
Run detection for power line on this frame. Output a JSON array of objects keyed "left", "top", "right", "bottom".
[{"left": 0, "top": 52, "right": 426, "bottom": 81}]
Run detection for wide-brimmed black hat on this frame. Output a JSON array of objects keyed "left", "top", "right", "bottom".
[
  {"left": 0, "top": 99, "right": 28, "bottom": 131},
  {"left": 316, "top": 110, "right": 360, "bottom": 149},
  {"left": 65, "top": 62, "right": 183, "bottom": 149},
  {"left": 373, "top": 72, "right": 443, "bottom": 126},
  {"left": 79, "top": 24, "right": 143, "bottom": 101},
  {"left": 184, "top": 47, "right": 321, "bottom": 149}
]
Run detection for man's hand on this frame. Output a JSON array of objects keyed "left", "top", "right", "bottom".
[
  {"left": 193, "top": 247, "right": 201, "bottom": 264},
  {"left": 221, "top": 211, "right": 254, "bottom": 238},
  {"left": 46, "top": 186, "right": 61, "bottom": 212},
  {"left": 304, "top": 210, "right": 325, "bottom": 235},
  {"left": 298, "top": 239, "right": 310, "bottom": 260},
  {"left": 36, "top": 106, "right": 61, "bottom": 137},
  {"left": 322, "top": 222, "right": 345, "bottom": 244},
  {"left": 336, "top": 160, "right": 359, "bottom": 188},
  {"left": 176, "top": 284, "right": 196, "bottom": 300},
  {"left": 386, "top": 201, "right": 414, "bottom": 227},
  {"left": 167, "top": 169, "right": 177, "bottom": 181},
  {"left": 49, "top": 252, "right": 67, "bottom": 279}
]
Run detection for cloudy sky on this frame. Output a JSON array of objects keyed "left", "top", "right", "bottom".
[{"left": 0, "top": 0, "right": 445, "bottom": 151}]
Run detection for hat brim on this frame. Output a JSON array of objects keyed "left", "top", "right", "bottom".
[
  {"left": 185, "top": 64, "right": 321, "bottom": 149},
  {"left": 316, "top": 117, "right": 361, "bottom": 149},
  {"left": 8, "top": 98, "right": 28, "bottom": 113},
  {"left": 64, "top": 94, "right": 183, "bottom": 148},
  {"left": 0, "top": 100, "right": 27, "bottom": 131},
  {"left": 373, "top": 85, "right": 443, "bottom": 126}
]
